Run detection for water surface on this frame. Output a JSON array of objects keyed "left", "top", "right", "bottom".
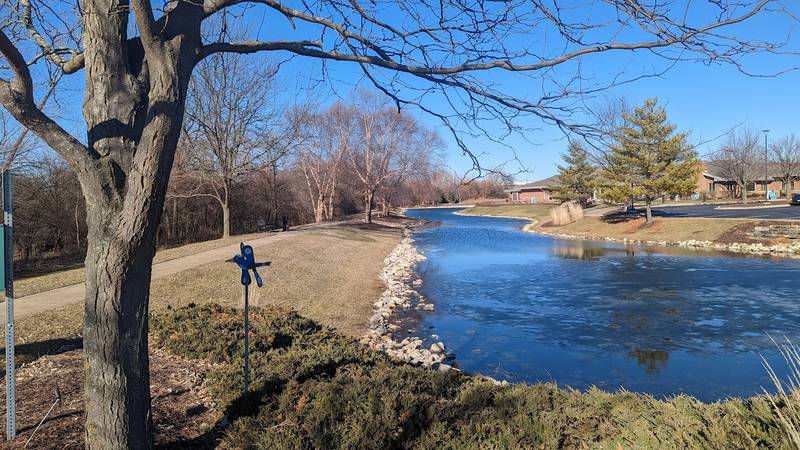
[{"left": 406, "top": 207, "right": 800, "bottom": 401}]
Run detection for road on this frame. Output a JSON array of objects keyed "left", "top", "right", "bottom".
[{"left": 649, "top": 204, "right": 800, "bottom": 220}]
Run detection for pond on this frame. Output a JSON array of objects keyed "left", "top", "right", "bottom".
[{"left": 405, "top": 207, "right": 800, "bottom": 401}]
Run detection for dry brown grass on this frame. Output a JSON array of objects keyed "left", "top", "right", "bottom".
[
  {"left": 542, "top": 216, "right": 748, "bottom": 242},
  {"left": 14, "top": 232, "right": 271, "bottom": 298},
  {"left": 3, "top": 223, "right": 401, "bottom": 369},
  {"left": 150, "top": 224, "right": 400, "bottom": 336}
]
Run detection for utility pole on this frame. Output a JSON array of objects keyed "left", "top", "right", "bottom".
[{"left": 763, "top": 129, "right": 770, "bottom": 201}]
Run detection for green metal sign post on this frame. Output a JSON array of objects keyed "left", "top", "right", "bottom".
[{"left": 3, "top": 171, "right": 14, "bottom": 441}]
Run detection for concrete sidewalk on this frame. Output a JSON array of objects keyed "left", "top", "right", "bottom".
[{"left": 1, "top": 233, "right": 289, "bottom": 322}]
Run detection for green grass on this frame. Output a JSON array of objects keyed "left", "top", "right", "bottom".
[
  {"left": 461, "top": 204, "right": 555, "bottom": 222},
  {"left": 151, "top": 303, "right": 794, "bottom": 449}
]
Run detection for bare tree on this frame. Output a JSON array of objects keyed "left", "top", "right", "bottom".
[
  {"left": 181, "top": 52, "right": 290, "bottom": 237},
  {"left": 297, "top": 104, "right": 352, "bottom": 223},
  {"left": 771, "top": 135, "right": 800, "bottom": 198},
  {"left": 349, "top": 94, "right": 438, "bottom": 223},
  {"left": 0, "top": 0, "right": 791, "bottom": 446},
  {"left": 712, "top": 128, "right": 762, "bottom": 203}
]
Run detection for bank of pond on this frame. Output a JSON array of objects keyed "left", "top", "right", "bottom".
[
  {"left": 153, "top": 303, "right": 796, "bottom": 449},
  {"left": 405, "top": 207, "right": 800, "bottom": 402}
]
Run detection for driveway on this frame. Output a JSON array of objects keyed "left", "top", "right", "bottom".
[{"left": 649, "top": 204, "right": 800, "bottom": 220}]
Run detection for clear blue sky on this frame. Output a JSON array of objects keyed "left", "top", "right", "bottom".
[
  {"left": 238, "top": 1, "right": 800, "bottom": 181},
  {"left": 30, "top": 1, "right": 800, "bottom": 182}
]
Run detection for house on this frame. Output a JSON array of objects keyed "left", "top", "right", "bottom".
[
  {"left": 696, "top": 161, "right": 794, "bottom": 200},
  {"left": 505, "top": 175, "right": 561, "bottom": 204},
  {"left": 508, "top": 160, "right": 795, "bottom": 204}
]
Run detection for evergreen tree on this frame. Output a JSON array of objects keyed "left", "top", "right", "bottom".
[
  {"left": 603, "top": 98, "right": 698, "bottom": 225},
  {"left": 556, "top": 142, "right": 595, "bottom": 206}
]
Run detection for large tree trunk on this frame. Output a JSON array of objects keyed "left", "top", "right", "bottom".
[
  {"left": 83, "top": 207, "right": 157, "bottom": 449},
  {"left": 741, "top": 182, "right": 748, "bottom": 203},
  {"left": 644, "top": 200, "right": 654, "bottom": 225},
  {"left": 80, "top": 10, "right": 192, "bottom": 446}
]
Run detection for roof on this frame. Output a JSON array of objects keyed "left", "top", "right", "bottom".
[
  {"left": 702, "top": 160, "right": 785, "bottom": 182},
  {"left": 505, "top": 175, "right": 561, "bottom": 192}
]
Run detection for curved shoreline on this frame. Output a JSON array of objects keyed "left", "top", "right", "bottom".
[
  {"left": 455, "top": 210, "right": 800, "bottom": 258},
  {"left": 362, "top": 228, "right": 451, "bottom": 370}
]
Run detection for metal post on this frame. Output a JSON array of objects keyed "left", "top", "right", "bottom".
[
  {"left": 243, "top": 283, "right": 249, "bottom": 395},
  {"left": 231, "top": 242, "right": 269, "bottom": 396},
  {"left": 3, "top": 171, "right": 15, "bottom": 440}
]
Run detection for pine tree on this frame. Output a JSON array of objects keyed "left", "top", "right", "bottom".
[
  {"left": 556, "top": 142, "right": 595, "bottom": 206},
  {"left": 603, "top": 98, "right": 698, "bottom": 225}
]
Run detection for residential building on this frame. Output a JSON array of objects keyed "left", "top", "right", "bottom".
[
  {"left": 696, "top": 161, "right": 793, "bottom": 200},
  {"left": 505, "top": 176, "right": 561, "bottom": 204}
]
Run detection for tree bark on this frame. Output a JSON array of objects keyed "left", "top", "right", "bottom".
[
  {"left": 83, "top": 205, "right": 157, "bottom": 448},
  {"left": 741, "top": 182, "right": 748, "bottom": 203},
  {"left": 171, "top": 197, "right": 178, "bottom": 240},
  {"left": 644, "top": 200, "right": 654, "bottom": 225},
  {"left": 222, "top": 179, "right": 232, "bottom": 238},
  {"left": 364, "top": 190, "right": 375, "bottom": 223},
  {"left": 222, "top": 203, "right": 231, "bottom": 238}
]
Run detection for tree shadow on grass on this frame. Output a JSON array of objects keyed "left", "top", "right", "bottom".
[
  {"left": 0, "top": 336, "right": 82, "bottom": 376},
  {"left": 601, "top": 210, "right": 643, "bottom": 224}
]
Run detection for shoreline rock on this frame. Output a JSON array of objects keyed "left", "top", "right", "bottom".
[
  {"left": 362, "top": 229, "right": 447, "bottom": 368},
  {"left": 532, "top": 228, "right": 800, "bottom": 258}
]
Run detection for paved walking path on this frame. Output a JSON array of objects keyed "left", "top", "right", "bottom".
[{"left": 2, "top": 233, "right": 290, "bottom": 322}]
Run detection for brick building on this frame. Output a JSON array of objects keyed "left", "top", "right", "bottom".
[
  {"left": 697, "top": 161, "right": 793, "bottom": 200},
  {"left": 505, "top": 176, "right": 561, "bottom": 204}
]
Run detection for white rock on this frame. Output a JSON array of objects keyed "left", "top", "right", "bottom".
[{"left": 430, "top": 342, "right": 445, "bottom": 354}]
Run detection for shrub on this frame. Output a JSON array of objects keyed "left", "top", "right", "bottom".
[{"left": 151, "top": 304, "right": 794, "bottom": 449}]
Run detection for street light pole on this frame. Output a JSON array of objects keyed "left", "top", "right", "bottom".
[{"left": 763, "top": 129, "right": 770, "bottom": 201}]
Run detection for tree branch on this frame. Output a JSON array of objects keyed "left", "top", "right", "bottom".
[
  {"left": 0, "top": 29, "right": 94, "bottom": 172},
  {"left": 197, "top": 40, "right": 323, "bottom": 60}
]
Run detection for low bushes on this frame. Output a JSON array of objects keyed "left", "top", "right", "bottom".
[{"left": 151, "top": 304, "right": 793, "bottom": 449}]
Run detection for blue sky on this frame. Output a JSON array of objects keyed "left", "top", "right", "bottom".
[
  {"left": 26, "top": 1, "right": 800, "bottom": 182},
  {"left": 258, "top": 1, "right": 800, "bottom": 181}
]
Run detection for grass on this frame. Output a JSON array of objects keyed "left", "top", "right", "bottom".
[
  {"left": 461, "top": 204, "right": 556, "bottom": 222},
  {"left": 14, "top": 231, "right": 275, "bottom": 298},
  {"left": 150, "top": 303, "right": 794, "bottom": 449},
  {"left": 5, "top": 219, "right": 799, "bottom": 448},
  {"left": 764, "top": 338, "right": 800, "bottom": 447},
  {"left": 4, "top": 223, "right": 401, "bottom": 372},
  {"left": 543, "top": 216, "right": 748, "bottom": 243},
  {"left": 459, "top": 203, "right": 754, "bottom": 245},
  {"left": 149, "top": 224, "right": 400, "bottom": 336}
]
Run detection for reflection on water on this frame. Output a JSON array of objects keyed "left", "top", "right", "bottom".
[
  {"left": 406, "top": 207, "right": 800, "bottom": 401},
  {"left": 628, "top": 349, "right": 669, "bottom": 374},
  {"left": 551, "top": 241, "right": 608, "bottom": 260}
]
